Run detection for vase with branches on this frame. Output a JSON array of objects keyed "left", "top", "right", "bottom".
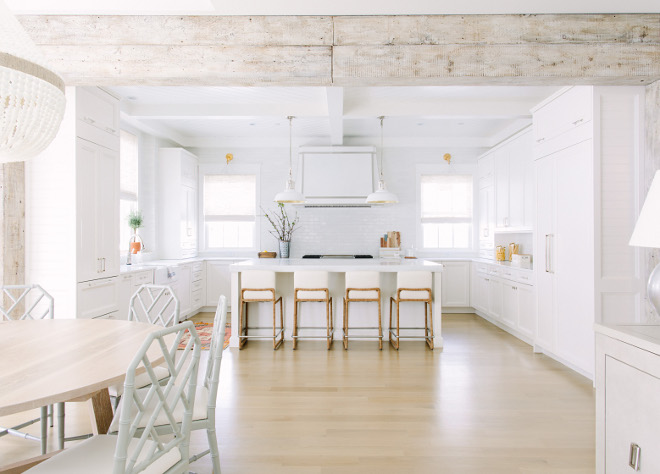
[{"left": 262, "top": 203, "right": 299, "bottom": 258}]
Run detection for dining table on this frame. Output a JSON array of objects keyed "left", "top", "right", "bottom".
[{"left": 0, "top": 318, "right": 172, "bottom": 472}]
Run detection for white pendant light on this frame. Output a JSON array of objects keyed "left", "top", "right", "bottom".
[
  {"left": 0, "top": 1, "right": 66, "bottom": 162},
  {"left": 366, "top": 116, "right": 398, "bottom": 204},
  {"left": 274, "top": 116, "right": 305, "bottom": 204}
]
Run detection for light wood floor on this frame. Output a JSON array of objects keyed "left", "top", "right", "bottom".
[{"left": 0, "top": 314, "right": 595, "bottom": 473}]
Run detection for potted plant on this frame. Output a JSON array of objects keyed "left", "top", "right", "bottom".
[
  {"left": 127, "top": 209, "right": 145, "bottom": 255},
  {"left": 262, "top": 203, "right": 299, "bottom": 258}
]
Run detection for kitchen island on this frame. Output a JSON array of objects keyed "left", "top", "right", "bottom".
[{"left": 229, "top": 258, "right": 443, "bottom": 349}]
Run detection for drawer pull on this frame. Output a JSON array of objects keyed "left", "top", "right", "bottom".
[
  {"left": 629, "top": 442, "right": 641, "bottom": 471},
  {"left": 572, "top": 118, "right": 584, "bottom": 126}
]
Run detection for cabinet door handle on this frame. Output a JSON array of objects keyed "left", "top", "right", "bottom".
[
  {"left": 504, "top": 217, "right": 509, "bottom": 227},
  {"left": 83, "top": 116, "right": 96, "bottom": 125},
  {"left": 536, "top": 137, "right": 545, "bottom": 143},
  {"left": 572, "top": 118, "right": 584, "bottom": 126},
  {"left": 629, "top": 443, "right": 641, "bottom": 471},
  {"left": 102, "top": 257, "right": 106, "bottom": 272},
  {"left": 105, "top": 126, "right": 116, "bottom": 134}
]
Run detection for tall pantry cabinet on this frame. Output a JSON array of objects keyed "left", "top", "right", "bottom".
[
  {"left": 26, "top": 87, "right": 120, "bottom": 320},
  {"left": 532, "top": 86, "right": 645, "bottom": 379}
]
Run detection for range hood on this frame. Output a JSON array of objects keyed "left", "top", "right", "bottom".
[{"left": 298, "top": 146, "right": 377, "bottom": 208}]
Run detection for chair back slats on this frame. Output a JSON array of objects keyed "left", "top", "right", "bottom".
[
  {"left": 128, "top": 284, "right": 180, "bottom": 327},
  {"left": 205, "top": 296, "right": 228, "bottom": 399},
  {"left": 0, "top": 285, "right": 54, "bottom": 320},
  {"left": 114, "top": 321, "right": 201, "bottom": 474}
]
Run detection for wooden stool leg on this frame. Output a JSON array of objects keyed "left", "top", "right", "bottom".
[
  {"left": 395, "top": 299, "right": 400, "bottom": 350},
  {"left": 293, "top": 298, "right": 298, "bottom": 350},
  {"left": 427, "top": 298, "right": 434, "bottom": 350},
  {"left": 343, "top": 297, "right": 348, "bottom": 350},
  {"left": 239, "top": 299, "right": 246, "bottom": 350},
  {"left": 278, "top": 297, "right": 284, "bottom": 348},
  {"left": 377, "top": 297, "right": 382, "bottom": 350},
  {"left": 326, "top": 297, "right": 332, "bottom": 350},
  {"left": 272, "top": 299, "right": 277, "bottom": 350}
]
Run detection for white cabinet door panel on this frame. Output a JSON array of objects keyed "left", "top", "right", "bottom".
[
  {"left": 488, "top": 278, "right": 503, "bottom": 321},
  {"left": 605, "top": 356, "right": 660, "bottom": 473},
  {"left": 501, "top": 282, "right": 518, "bottom": 327},
  {"left": 206, "top": 261, "right": 234, "bottom": 309},
  {"left": 517, "top": 283, "right": 535, "bottom": 339},
  {"left": 440, "top": 262, "right": 470, "bottom": 307},
  {"left": 535, "top": 156, "right": 555, "bottom": 350}
]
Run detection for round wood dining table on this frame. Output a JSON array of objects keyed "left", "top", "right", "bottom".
[{"left": 0, "top": 319, "right": 173, "bottom": 435}]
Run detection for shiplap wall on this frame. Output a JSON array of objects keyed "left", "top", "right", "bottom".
[{"left": 190, "top": 144, "right": 483, "bottom": 258}]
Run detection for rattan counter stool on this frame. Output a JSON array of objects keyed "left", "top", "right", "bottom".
[
  {"left": 293, "top": 270, "right": 334, "bottom": 350},
  {"left": 343, "top": 271, "right": 382, "bottom": 350},
  {"left": 239, "top": 270, "right": 284, "bottom": 350},
  {"left": 389, "top": 271, "right": 434, "bottom": 350}
]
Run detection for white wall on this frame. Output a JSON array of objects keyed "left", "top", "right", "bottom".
[{"left": 191, "top": 143, "right": 484, "bottom": 258}]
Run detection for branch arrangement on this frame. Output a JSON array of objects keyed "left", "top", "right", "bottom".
[{"left": 262, "top": 203, "right": 299, "bottom": 242}]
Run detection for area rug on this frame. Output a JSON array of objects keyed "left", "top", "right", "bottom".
[{"left": 178, "top": 322, "right": 230, "bottom": 350}]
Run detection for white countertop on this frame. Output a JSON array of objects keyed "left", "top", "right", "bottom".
[
  {"left": 229, "top": 258, "right": 443, "bottom": 272},
  {"left": 595, "top": 323, "right": 660, "bottom": 357}
]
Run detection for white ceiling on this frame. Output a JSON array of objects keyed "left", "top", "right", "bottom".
[
  {"left": 6, "top": 0, "right": 659, "bottom": 14},
  {"left": 107, "top": 85, "right": 560, "bottom": 149}
]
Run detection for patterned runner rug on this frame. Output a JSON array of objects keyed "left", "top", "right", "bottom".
[{"left": 178, "top": 322, "right": 230, "bottom": 350}]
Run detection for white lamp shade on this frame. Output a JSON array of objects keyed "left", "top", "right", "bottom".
[
  {"left": 630, "top": 170, "right": 660, "bottom": 248},
  {"left": 274, "top": 178, "right": 305, "bottom": 203},
  {"left": 0, "top": 0, "right": 66, "bottom": 162},
  {"left": 366, "top": 180, "right": 398, "bottom": 204}
]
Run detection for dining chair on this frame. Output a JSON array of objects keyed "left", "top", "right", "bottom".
[
  {"left": 110, "top": 295, "right": 228, "bottom": 473},
  {"left": 0, "top": 284, "right": 55, "bottom": 455},
  {"left": 26, "top": 321, "right": 203, "bottom": 474},
  {"left": 109, "top": 284, "right": 180, "bottom": 410}
]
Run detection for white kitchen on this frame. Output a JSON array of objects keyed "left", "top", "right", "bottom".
[{"left": 1, "top": 3, "right": 660, "bottom": 473}]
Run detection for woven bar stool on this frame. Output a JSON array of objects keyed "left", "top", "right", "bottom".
[
  {"left": 293, "top": 270, "right": 334, "bottom": 350},
  {"left": 239, "top": 270, "right": 284, "bottom": 350},
  {"left": 389, "top": 271, "right": 434, "bottom": 350},
  {"left": 343, "top": 271, "right": 382, "bottom": 350}
]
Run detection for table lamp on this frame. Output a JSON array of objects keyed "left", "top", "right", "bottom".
[{"left": 630, "top": 170, "right": 660, "bottom": 315}]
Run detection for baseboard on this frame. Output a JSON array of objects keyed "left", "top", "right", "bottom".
[
  {"left": 472, "top": 309, "right": 535, "bottom": 346},
  {"left": 441, "top": 307, "right": 474, "bottom": 314},
  {"left": 532, "top": 343, "right": 594, "bottom": 382}
]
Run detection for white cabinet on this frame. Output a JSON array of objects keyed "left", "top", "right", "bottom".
[
  {"left": 596, "top": 328, "right": 660, "bottom": 474},
  {"left": 533, "top": 86, "right": 592, "bottom": 146},
  {"left": 471, "top": 261, "right": 536, "bottom": 344},
  {"left": 77, "top": 277, "right": 119, "bottom": 319},
  {"left": 76, "top": 138, "right": 119, "bottom": 283},
  {"left": 117, "top": 269, "right": 154, "bottom": 320},
  {"left": 534, "top": 140, "right": 595, "bottom": 376},
  {"left": 492, "top": 128, "right": 534, "bottom": 230},
  {"left": 26, "top": 86, "right": 120, "bottom": 320},
  {"left": 158, "top": 148, "right": 199, "bottom": 259},
  {"left": 174, "top": 264, "right": 192, "bottom": 319},
  {"left": 191, "top": 261, "right": 205, "bottom": 312},
  {"left": 436, "top": 261, "right": 470, "bottom": 308},
  {"left": 206, "top": 260, "right": 236, "bottom": 310}
]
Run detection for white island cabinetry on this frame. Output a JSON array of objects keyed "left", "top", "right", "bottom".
[
  {"left": 596, "top": 325, "right": 660, "bottom": 473},
  {"left": 229, "top": 258, "right": 443, "bottom": 349},
  {"left": 428, "top": 260, "right": 471, "bottom": 310},
  {"left": 206, "top": 260, "right": 239, "bottom": 311}
]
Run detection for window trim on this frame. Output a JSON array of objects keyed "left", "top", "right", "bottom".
[
  {"left": 415, "top": 164, "right": 478, "bottom": 257},
  {"left": 198, "top": 163, "right": 261, "bottom": 255}
]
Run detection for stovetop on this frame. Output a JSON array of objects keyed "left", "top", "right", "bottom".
[{"left": 302, "top": 254, "right": 374, "bottom": 259}]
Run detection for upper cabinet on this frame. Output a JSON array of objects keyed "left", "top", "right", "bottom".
[
  {"left": 480, "top": 127, "right": 534, "bottom": 233},
  {"left": 158, "top": 148, "right": 199, "bottom": 259},
  {"left": 533, "top": 86, "right": 593, "bottom": 147},
  {"left": 75, "top": 87, "right": 121, "bottom": 151}
]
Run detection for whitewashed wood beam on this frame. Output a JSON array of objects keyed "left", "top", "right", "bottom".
[
  {"left": 332, "top": 44, "right": 660, "bottom": 86},
  {"left": 18, "top": 15, "right": 333, "bottom": 46},
  {"left": 0, "top": 163, "right": 25, "bottom": 291},
  {"left": 333, "top": 14, "right": 660, "bottom": 46},
  {"left": 17, "top": 14, "right": 660, "bottom": 86},
  {"left": 325, "top": 88, "right": 344, "bottom": 145}
]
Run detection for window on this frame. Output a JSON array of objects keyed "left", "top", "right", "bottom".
[
  {"left": 420, "top": 174, "right": 473, "bottom": 249},
  {"left": 203, "top": 174, "right": 256, "bottom": 249},
  {"left": 119, "top": 130, "right": 139, "bottom": 251}
]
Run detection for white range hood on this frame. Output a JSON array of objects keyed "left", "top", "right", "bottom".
[{"left": 298, "top": 146, "right": 377, "bottom": 208}]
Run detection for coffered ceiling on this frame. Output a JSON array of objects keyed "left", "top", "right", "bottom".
[{"left": 106, "top": 85, "right": 560, "bottom": 148}]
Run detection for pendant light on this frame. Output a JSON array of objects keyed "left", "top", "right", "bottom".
[
  {"left": 274, "top": 116, "right": 305, "bottom": 204},
  {"left": 366, "top": 116, "right": 398, "bottom": 204},
  {"left": 0, "top": 1, "right": 66, "bottom": 161}
]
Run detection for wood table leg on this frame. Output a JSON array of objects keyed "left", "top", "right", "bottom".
[
  {"left": 87, "top": 389, "right": 113, "bottom": 435},
  {"left": 0, "top": 450, "right": 63, "bottom": 473}
]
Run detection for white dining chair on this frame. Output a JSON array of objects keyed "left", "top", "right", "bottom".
[
  {"left": 109, "top": 284, "right": 180, "bottom": 410},
  {"left": 110, "top": 295, "right": 228, "bottom": 473},
  {"left": 0, "top": 284, "right": 55, "bottom": 455},
  {"left": 26, "top": 321, "right": 203, "bottom": 474}
]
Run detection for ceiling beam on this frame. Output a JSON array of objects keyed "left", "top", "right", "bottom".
[
  {"left": 344, "top": 99, "right": 536, "bottom": 119},
  {"left": 17, "top": 14, "right": 660, "bottom": 86},
  {"left": 123, "top": 103, "right": 328, "bottom": 119},
  {"left": 325, "top": 88, "right": 344, "bottom": 145}
]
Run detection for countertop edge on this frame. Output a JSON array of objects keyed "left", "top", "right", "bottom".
[{"left": 595, "top": 323, "right": 660, "bottom": 357}]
